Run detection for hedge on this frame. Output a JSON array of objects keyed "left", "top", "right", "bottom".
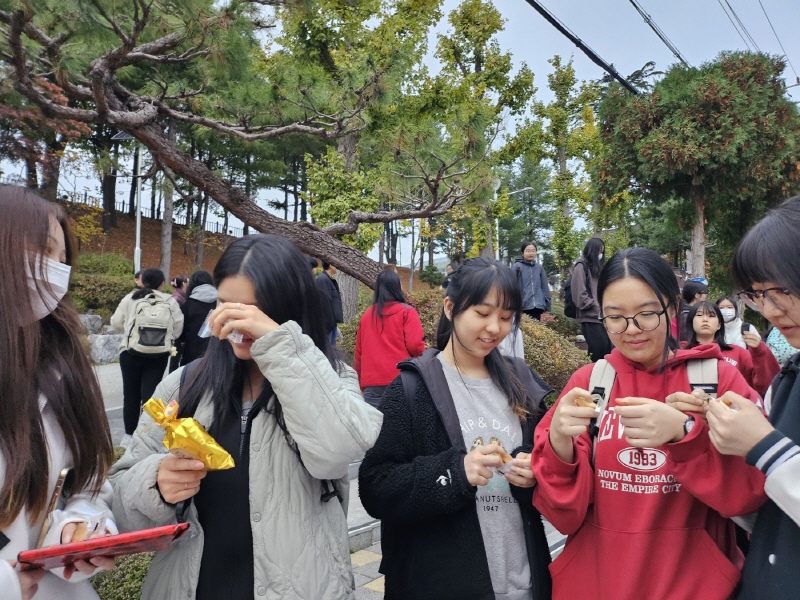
[{"left": 70, "top": 273, "right": 132, "bottom": 314}]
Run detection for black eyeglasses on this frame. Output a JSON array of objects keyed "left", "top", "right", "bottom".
[
  {"left": 602, "top": 310, "right": 666, "bottom": 334},
  {"left": 737, "top": 288, "right": 795, "bottom": 312}
]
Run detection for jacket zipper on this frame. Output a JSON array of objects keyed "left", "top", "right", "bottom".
[{"left": 239, "top": 412, "right": 248, "bottom": 460}]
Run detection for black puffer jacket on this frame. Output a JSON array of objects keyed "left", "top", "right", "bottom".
[{"left": 359, "top": 349, "right": 553, "bottom": 600}]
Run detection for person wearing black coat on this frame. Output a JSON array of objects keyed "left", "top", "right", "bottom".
[
  {"left": 315, "top": 261, "right": 343, "bottom": 345},
  {"left": 359, "top": 348, "right": 553, "bottom": 600},
  {"left": 178, "top": 270, "right": 218, "bottom": 366}
]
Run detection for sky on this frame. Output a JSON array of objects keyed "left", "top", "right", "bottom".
[{"left": 3, "top": 0, "right": 799, "bottom": 267}]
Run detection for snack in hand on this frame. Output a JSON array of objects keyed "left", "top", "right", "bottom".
[
  {"left": 72, "top": 522, "right": 88, "bottom": 543},
  {"left": 718, "top": 397, "right": 734, "bottom": 411},
  {"left": 143, "top": 398, "right": 235, "bottom": 471},
  {"left": 574, "top": 396, "right": 598, "bottom": 409},
  {"left": 489, "top": 437, "right": 514, "bottom": 474},
  {"left": 691, "top": 388, "right": 713, "bottom": 406}
]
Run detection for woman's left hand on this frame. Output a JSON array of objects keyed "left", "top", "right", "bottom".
[
  {"left": 504, "top": 452, "right": 537, "bottom": 488},
  {"left": 614, "top": 397, "right": 688, "bottom": 447},
  {"left": 60, "top": 522, "right": 115, "bottom": 579},
  {"left": 742, "top": 331, "right": 761, "bottom": 349},
  {"left": 707, "top": 392, "right": 775, "bottom": 456},
  {"left": 209, "top": 302, "right": 278, "bottom": 341}
]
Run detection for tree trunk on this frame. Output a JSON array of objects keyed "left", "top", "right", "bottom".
[
  {"left": 130, "top": 122, "right": 382, "bottom": 286},
  {"left": 194, "top": 193, "right": 208, "bottom": 268},
  {"left": 338, "top": 272, "right": 360, "bottom": 323},
  {"left": 25, "top": 156, "right": 38, "bottom": 189},
  {"left": 128, "top": 145, "right": 139, "bottom": 216},
  {"left": 159, "top": 118, "right": 176, "bottom": 280},
  {"left": 40, "top": 135, "right": 64, "bottom": 202},
  {"left": 101, "top": 141, "right": 118, "bottom": 232},
  {"left": 150, "top": 173, "right": 157, "bottom": 218},
  {"left": 690, "top": 185, "right": 706, "bottom": 279}
]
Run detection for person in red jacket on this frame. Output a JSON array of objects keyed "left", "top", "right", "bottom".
[
  {"left": 532, "top": 248, "right": 767, "bottom": 600},
  {"left": 354, "top": 270, "right": 425, "bottom": 407},
  {"left": 686, "top": 300, "right": 780, "bottom": 396}
]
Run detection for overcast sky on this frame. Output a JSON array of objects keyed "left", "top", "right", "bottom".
[{"left": 3, "top": 0, "right": 798, "bottom": 268}]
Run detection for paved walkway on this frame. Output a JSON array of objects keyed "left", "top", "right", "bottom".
[{"left": 351, "top": 541, "right": 385, "bottom": 599}]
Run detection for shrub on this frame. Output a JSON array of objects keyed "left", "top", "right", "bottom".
[
  {"left": 76, "top": 252, "right": 133, "bottom": 277},
  {"left": 70, "top": 273, "right": 132, "bottom": 314},
  {"left": 91, "top": 552, "right": 153, "bottom": 600},
  {"left": 339, "top": 287, "right": 589, "bottom": 395},
  {"left": 419, "top": 265, "right": 445, "bottom": 288},
  {"left": 542, "top": 302, "right": 582, "bottom": 339}
]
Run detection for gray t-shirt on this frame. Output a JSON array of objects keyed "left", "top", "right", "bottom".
[{"left": 437, "top": 354, "right": 533, "bottom": 600}]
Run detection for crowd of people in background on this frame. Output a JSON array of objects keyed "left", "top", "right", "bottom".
[{"left": 3, "top": 179, "right": 800, "bottom": 600}]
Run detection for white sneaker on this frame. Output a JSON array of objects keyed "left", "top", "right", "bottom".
[{"left": 120, "top": 434, "right": 133, "bottom": 448}]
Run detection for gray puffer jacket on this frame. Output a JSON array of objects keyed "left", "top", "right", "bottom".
[
  {"left": 109, "top": 321, "right": 383, "bottom": 600},
  {"left": 514, "top": 259, "right": 551, "bottom": 312}
]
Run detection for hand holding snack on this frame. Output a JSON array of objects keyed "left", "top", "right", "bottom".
[
  {"left": 208, "top": 302, "right": 279, "bottom": 343},
  {"left": 464, "top": 443, "right": 503, "bottom": 487},
  {"left": 157, "top": 454, "right": 207, "bottom": 504},
  {"left": 614, "top": 397, "right": 689, "bottom": 447},
  {"left": 665, "top": 389, "right": 710, "bottom": 421},
  {"left": 7, "top": 560, "right": 45, "bottom": 600},
  {"left": 505, "top": 451, "right": 537, "bottom": 489},
  {"left": 548, "top": 387, "right": 599, "bottom": 463},
  {"left": 707, "top": 391, "right": 774, "bottom": 456}
]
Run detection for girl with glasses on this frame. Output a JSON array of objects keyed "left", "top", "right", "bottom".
[
  {"left": 705, "top": 196, "right": 800, "bottom": 600},
  {"left": 532, "top": 247, "right": 766, "bottom": 600},
  {"left": 685, "top": 301, "right": 779, "bottom": 396}
]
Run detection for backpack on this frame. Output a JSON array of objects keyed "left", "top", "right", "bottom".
[
  {"left": 126, "top": 293, "right": 175, "bottom": 355},
  {"left": 563, "top": 260, "right": 591, "bottom": 319}
]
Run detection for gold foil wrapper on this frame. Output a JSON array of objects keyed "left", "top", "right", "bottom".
[{"left": 143, "top": 398, "right": 235, "bottom": 471}]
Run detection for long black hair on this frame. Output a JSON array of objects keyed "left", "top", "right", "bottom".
[
  {"left": 732, "top": 196, "right": 800, "bottom": 298},
  {"left": 582, "top": 237, "right": 605, "bottom": 278},
  {"left": 373, "top": 270, "right": 406, "bottom": 326},
  {"left": 436, "top": 257, "right": 539, "bottom": 421},
  {"left": 132, "top": 267, "right": 166, "bottom": 300},
  {"left": 686, "top": 301, "right": 733, "bottom": 350},
  {"left": 178, "top": 235, "right": 337, "bottom": 438},
  {"left": 186, "top": 269, "right": 213, "bottom": 297},
  {"left": 598, "top": 248, "right": 681, "bottom": 368},
  {"left": 715, "top": 296, "right": 739, "bottom": 321}
]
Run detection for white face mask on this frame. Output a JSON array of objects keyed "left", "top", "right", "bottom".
[
  {"left": 26, "top": 255, "right": 71, "bottom": 320},
  {"left": 598, "top": 253, "right": 604, "bottom": 261},
  {"left": 720, "top": 308, "right": 736, "bottom": 323}
]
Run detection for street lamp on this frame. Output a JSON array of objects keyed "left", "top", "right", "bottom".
[
  {"left": 111, "top": 131, "right": 142, "bottom": 274},
  {"left": 495, "top": 186, "right": 535, "bottom": 263}
]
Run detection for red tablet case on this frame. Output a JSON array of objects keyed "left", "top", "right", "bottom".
[{"left": 17, "top": 522, "right": 190, "bottom": 571}]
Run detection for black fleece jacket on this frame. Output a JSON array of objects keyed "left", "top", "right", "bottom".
[{"left": 359, "top": 349, "right": 553, "bottom": 600}]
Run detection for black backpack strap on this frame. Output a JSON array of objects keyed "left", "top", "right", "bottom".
[
  {"left": 179, "top": 358, "right": 202, "bottom": 390},
  {"left": 321, "top": 480, "right": 343, "bottom": 504},
  {"left": 400, "top": 369, "right": 419, "bottom": 410}
]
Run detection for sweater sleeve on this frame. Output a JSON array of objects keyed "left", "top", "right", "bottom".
[
  {"left": 358, "top": 378, "right": 478, "bottom": 524},
  {"left": 571, "top": 263, "right": 595, "bottom": 312},
  {"left": 404, "top": 308, "right": 426, "bottom": 357},
  {"left": 531, "top": 368, "right": 596, "bottom": 535},
  {"left": 110, "top": 294, "right": 129, "bottom": 333},
  {"left": 748, "top": 341, "right": 781, "bottom": 397},
  {"left": 353, "top": 314, "right": 364, "bottom": 379},
  {"left": 746, "top": 430, "right": 800, "bottom": 528},
  {"left": 0, "top": 561, "right": 21, "bottom": 600},
  {"left": 666, "top": 362, "right": 768, "bottom": 517}
]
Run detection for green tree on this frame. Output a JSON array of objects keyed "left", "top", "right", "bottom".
[
  {"left": 595, "top": 52, "right": 800, "bottom": 278},
  {"left": 497, "top": 157, "right": 552, "bottom": 263}
]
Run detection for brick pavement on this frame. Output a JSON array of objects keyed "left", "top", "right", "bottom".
[{"left": 351, "top": 541, "right": 385, "bottom": 600}]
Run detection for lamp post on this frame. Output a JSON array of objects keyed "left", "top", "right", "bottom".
[
  {"left": 495, "top": 186, "right": 535, "bottom": 263},
  {"left": 111, "top": 131, "right": 142, "bottom": 273}
]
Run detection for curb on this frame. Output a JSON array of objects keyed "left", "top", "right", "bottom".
[{"left": 348, "top": 519, "right": 381, "bottom": 553}]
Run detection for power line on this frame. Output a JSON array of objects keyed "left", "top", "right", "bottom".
[
  {"left": 522, "top": 0, "right": 640, "bottom": 95},
  {"left": 717, "top": 0, "right": 752, "bottom": 51},
  {"left": 725, "top": 0, "right": 761, "bottom": 52},
  {"left": 757, "top": 0, "right": 799, "bottom": 80},
  {"left": 627, "top": 0, "right": 690, "bottom": 67}
]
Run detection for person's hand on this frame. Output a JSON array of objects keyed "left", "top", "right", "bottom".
[
  {"left": 209, "top": 302, "right": 278, "bottom": 341},
  {"left": 665, "top": 390, "right": 709, "bottom": 421},
  {"left": 464, "top": 444, "right": 503, "bottom": 487},
  {"left": 6, "top": 561, "right": 45, "bottom": 600},
  {"left": 742, "top": 330, "right": 761, "bottom": 349},
  {"left": 614, "top": 397, "right": 689, "bottom": 447},
  {"left": 156, "top": 454, "right": 207, "bottom": 504},
  {"left": 707, "top": 392, "right": 775, "bottom": 456},
  {"left": 505, "top": 452, "right": 536, "bottom": 489},
  {"left": 548, "top": 387, "right": 599, "bottom": 463},
  {"left": 60, "top": 523, "right": 115, "bottom": 580}
]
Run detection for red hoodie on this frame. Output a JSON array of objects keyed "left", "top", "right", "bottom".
[
  {"left": 719, "top": 341, "right": 780, "bottom": 396},
  {"left": 354, "top": 302, "right": 425, "bottom": 389},
  {"left": 532, "top": 345, "right": 768, "bottom": 600}
]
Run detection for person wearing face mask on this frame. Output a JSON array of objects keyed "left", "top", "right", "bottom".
[
  {"left": 0, "top": 186, "right": 117, "bottom": 600},
  {"left": 514, "top": 241, "right": 551, "bottom": 321},
  {"left": 570, "top": 237, "right": 612, "bottom": 362},
  {"left": 715, "top": 296, "right": 749, "bottom": 349}
]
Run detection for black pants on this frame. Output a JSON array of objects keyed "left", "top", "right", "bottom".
[
  {"left": 363, "top": 386, "right": 388, "bottom": 409},
  {"left": 523, "top": 308, "right": 544, "bottom": 321},
  {"left": 581, "top": 321, "right": 613, "bottom": 362},
  {"left": 120, "top": 350, "right": 169, "bottom": 435}
]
